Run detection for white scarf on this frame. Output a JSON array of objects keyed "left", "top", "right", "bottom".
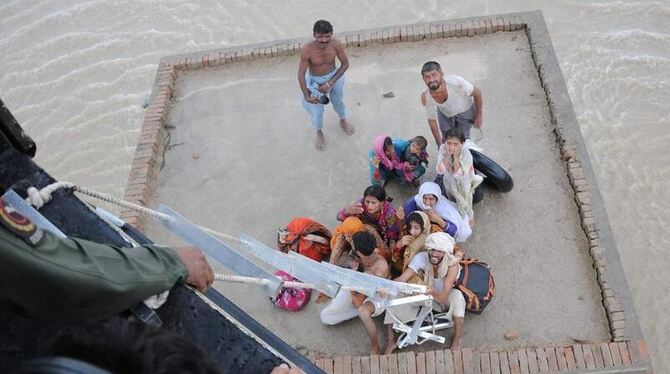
[{"left": 414, "top": 182, "right": 472, "bottom": 242}]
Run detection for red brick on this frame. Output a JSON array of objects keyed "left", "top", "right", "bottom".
[
  {"left": 508, "top": 351, "right": 520, "bottom": 374},
  {"left": 569, "top": 167, "right": 585, "bottom": 180},
  {"left": 333, "top": 356, "right": 343, "bottom": 374},
  {"left": 361, "top": 356, "right": 371, "bottom": 374},
  {"left": 582, "top": 345, "right": 596, "bottom": 369},
  {"left": 445, "top": 24, "right": 456, "bottom": 37},
  {"left": 369, "top": 355, "right": 379, "bottom": 374},
  {"left": 564, "top": 348, "right": 576, "bottom": 370},
  {"left": 534, "top": 349, "right": 548, "bottom": 372},
  {"left": 416, "top": 352, "right": 426, "bottom": 374},
  {"left": 516, "top": 350, "right": 529, "bottom": 374},
  {"left": 344, "top": 356, "right": 353, "bottom": 374},
  {"left": 461, "top": 348, "right": 474, "bottom": 374},
  {"left": 352, "top": 357, "right": 362, "bottom": 374},
  {"left": 435, "top": 350, "right": 445, "bottom": 374},
  {"left": 498, "top": 18, "right": 506, "bottom": 32},
  {"left": 444, "top": 350, "right": 454, "bottom": 374},
  {"left": 598, "top": 343, "right": 614, "bottom": 367},
  {"left": 555, "top": 348, "right": 567, "bottom": 371},
  {"left": 611, "top": 319, "right": 625, "bottom": 330},
  {"left": 485, "top": 19, "right": 493, "bottom": 34},
  {"left": 480, "top": 353, "right": 491, "bottom": 374},
  {"left": 592, "top": 344, "right": 605, "bottom": 368},
  {"left": 379, "top": 354, "right": 388, "bottom": 373},
  {"left": 426, "top": 351, "right": 436, "bottom": 374},
  {"left": 544, "top": 348, "right": 557, "bottom": 372},
  {"left": 499, "top": 352, "right": 510, "bottom": 374},
  {"left": 617, "top": 342, "right": 631, "bottom": 365},
  {"left": 575, "top": 184, "right": 589, "bottom": 192},
  {"left": 609, "top": 343, "right": 623, "bottom": 366},
  {"left": 490, "top": 352, "right": 501, "bottom": 374},
  {"left": 526, "top": 349, "right": 538, "bottom": 373},
  {"left": 466, "top": 21, "right": 475, "bottom": 37},
  {"left": 476, "top": 20, "right": 487, "bottom": 35},
  {"left": 573, "top": 345, "right": 585, "bottom": 369},
  {"left": 453, "top": 350, "right": 463, "bottom": 374},
  {"left": 472, "top": 352, "right": 481, "bottom": 374},
  {"left": 429, "top": 25, "right": 440, "bottom": 39},
  {"left": 605, "top": 298, "right": 624, "bottom": 312},
  {"left": 454, "top": 23, "right": 463, "bottom": 37},
  {"left": 324, "top": 358, "right": 333, "bottom": 373}
]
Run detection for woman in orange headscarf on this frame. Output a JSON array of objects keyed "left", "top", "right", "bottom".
[{"left": 330, "top": 217, "right": 389, "bottom": 265}]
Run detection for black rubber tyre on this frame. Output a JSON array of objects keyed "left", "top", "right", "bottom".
[{"left": 470, "top": 149, "right": 514, "bottom": 193}]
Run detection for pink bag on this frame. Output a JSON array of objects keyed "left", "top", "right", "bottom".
[{"left": 270, "top": 270, "right": 312, "bottom": 311}]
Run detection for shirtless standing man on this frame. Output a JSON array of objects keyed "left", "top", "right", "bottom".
[
  {"left": 298, "top": 19, "right": 355, "bottom": 150},
  {"left": 420, "top": 61, "right": 483, "bottom": 147}
]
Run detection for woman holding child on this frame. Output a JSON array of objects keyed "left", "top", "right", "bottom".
[{"left": 369, "top": 135, "right": 428, "bottom": 187}]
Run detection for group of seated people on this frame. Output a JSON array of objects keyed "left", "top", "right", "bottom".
[{"left": 309, "top": 126, "right": 483, "bottom": 355}]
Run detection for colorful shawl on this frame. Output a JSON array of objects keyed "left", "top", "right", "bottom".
[
  {"left": 414, "top": 182, "right": 472, "bottom": 243},
  {"left": 373, "top": 135, "right": 405, "bottom": 171},
  {"left": 402, "top": 211, "right": 431, "bottom": 271},
  {"left": 359, "top": 198, "right": 399, "bottom": 242}
]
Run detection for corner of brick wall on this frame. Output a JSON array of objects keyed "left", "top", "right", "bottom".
[{"left": 119, "top": 62, "right": 176, "bottom": 230}]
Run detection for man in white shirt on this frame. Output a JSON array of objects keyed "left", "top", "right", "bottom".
[
  {"left": 387, "top": 232, "right": 466, "bottom": 352},
  {"left": 420, "top": 61, "right": 483, "bottom": 147}
]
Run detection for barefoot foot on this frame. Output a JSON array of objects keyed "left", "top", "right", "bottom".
[
  {"left": 339, "top": 119, "right": 355, "bottom": 135},
  {"left": 370, "top": 344, "right": 380, "bottom": 356},
  {"left": 383, "top": 343, "right": 397, "bottom": 355},
  {"left": 315, "top": 130, "right": 325, "bottom": 150}
]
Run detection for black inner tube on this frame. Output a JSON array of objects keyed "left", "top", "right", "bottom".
[{"left": 470, "top": 149, "right": 514, "bottom": 193}]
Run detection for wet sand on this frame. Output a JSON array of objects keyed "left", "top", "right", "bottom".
[{"left": 145, "top": 31, "right": 610, "bottom": 357}]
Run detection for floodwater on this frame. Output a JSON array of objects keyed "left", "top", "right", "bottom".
[{"left": 1, "top": 0, "right": 668, "bottom": 369}]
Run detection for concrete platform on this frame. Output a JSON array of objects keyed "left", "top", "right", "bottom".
[{"left": 141, "top": 25, "right": 613, "bottom": 358}]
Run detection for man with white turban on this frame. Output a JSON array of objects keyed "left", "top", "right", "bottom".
[{"left": 383, "top": 232, "right": 466, "bottom": 354}]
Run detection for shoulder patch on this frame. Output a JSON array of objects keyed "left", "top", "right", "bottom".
[{"left": 0, "top": 197, "right": 44, "bottom": 246}]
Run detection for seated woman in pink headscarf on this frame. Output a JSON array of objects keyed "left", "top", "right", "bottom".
[{"left": 369, "top": 135, "right": 429, "bottom": 187}]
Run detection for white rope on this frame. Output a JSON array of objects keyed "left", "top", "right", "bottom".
[
  {"left": 214, "top": 273, "right": 384, "bottom": 295},
  {"left": 214, "top": 274, "right": 320, "bottom": 290},
  {"left": 24, "top": 182, "right": 239, "bottom": 243}
]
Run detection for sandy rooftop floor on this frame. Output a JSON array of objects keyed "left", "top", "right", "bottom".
[{"left": 145, "top": 30, "right": 610, "bottom": 358}]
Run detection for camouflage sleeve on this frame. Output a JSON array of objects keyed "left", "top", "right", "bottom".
[{"left": 0, "top": 228, "right": 188, "bottom": 322}]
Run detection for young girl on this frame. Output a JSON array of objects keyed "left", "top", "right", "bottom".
[
  {"left": 390, "top": 211, "right": 431, "bottom": 275},
  {"left": 436, "top": 128, "right": 483, "bottom": 226}
]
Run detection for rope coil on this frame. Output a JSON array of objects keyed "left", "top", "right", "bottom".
[{"left": 24, "top": 182, "right": 237, "bottom": 242}]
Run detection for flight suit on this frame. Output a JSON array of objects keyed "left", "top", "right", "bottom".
[{"left": 0, "top": 197, "right": 187, "bottom": 322}]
